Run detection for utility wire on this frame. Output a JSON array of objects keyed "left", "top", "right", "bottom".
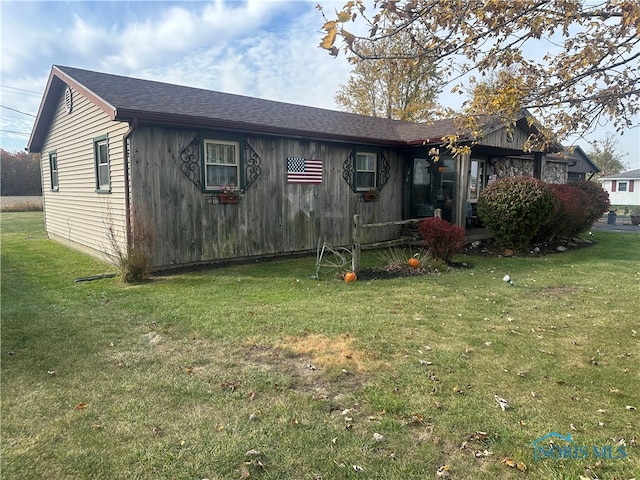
[
  {"left": 0, "top": 105, "right": 36, "bottom": 117},
  {"left": 0, "top": 129, "right": 30, "bottom": 135},
  {"left": 0, "top": 85, "right": 42, "bottom": 97}
]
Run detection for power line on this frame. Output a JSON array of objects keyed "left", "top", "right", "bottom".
[
  {"left": 0, "top": 129, "right": 30, "bottom": 135},
  {"left": 0, "top": 84, "right": 42, "bottom": 95},
  {"left": 0, "top": 105, "right": 36, "bottom": 117}
]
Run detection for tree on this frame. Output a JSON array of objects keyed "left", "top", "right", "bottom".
[
  {"left": 334, "top": 30, "right": 440, "bottom": 121},
  {"left": 587, "top": 133, "right": 629, "bottom": 177},
  {"left": 318, "top": 1, "right": 640, "bottom": 150},
  {"left": 0, "top": 149, "right": 42, "bottom": 196}
]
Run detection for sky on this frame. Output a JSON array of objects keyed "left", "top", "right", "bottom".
[{"left": 1, "top": 0, "right": 638, "bottom": 169}]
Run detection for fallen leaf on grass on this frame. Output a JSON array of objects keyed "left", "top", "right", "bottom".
[
  {"left": 474, "top": 449, "right": 492, "bottom": 458},
  {"left": 152, "top": 426, "right": 163, "bottom": 436},
  {"left": 73, "top": 402, "right": 87, "bottom": 410},
  {"left": 91, "top": 424, "right": 103, "bottom": 430},
  {"left": 436, "top": 464, "right": 450, "bottom": 477},
  {"left": 245, "top": 449, "right": 262, "bottom": 457},
  {"left": 500, "top": 457, "right": 526, "bottom": 472},
  {"left": 352, "top": 465, "right": 364, "bottom": 472},
  {"left": 494, "top": 395, "right": 510, "bottom": 411},
  {"left": 609, "top": 388, "right": 621, "bottom": 394}
]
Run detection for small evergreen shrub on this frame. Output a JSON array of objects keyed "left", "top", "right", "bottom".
[
  {"left": 417, "top": 216, "right": 466, "bottom": 262},
  {"left": 571, "top": 180, "right": 610, "bottom": 233},
  {"left": 477, "top": 176, "right": 556, "bottom": 249},
  {"left": 535, "top": 184, "right": 590, "bottom": 241}
]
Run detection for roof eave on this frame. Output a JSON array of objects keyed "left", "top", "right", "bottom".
[
  {"left": 28, "top": 65, "right": 118, "bottom": 153},
  {"left": 113, "top": 109, "right": 407, "bottom": 147}
]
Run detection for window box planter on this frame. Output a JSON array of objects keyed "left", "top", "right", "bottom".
[
  {"left": 218, "top": 194, "right": 241, "bottom": 204},
  {"left": 362, "top": 190, "right": 379, "bottom": 202}
]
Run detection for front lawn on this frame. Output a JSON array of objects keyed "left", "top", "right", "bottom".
[{"left": 1, "top": 212, "right": 638, "bottom": 479}]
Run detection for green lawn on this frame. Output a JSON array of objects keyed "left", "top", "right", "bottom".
[{"left": 2, "top": 212, "right": 639, "bottom": 479}]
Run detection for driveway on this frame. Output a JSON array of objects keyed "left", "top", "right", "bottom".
[{"left": 591, "top": 215, "right": 640, "bottom": 234}]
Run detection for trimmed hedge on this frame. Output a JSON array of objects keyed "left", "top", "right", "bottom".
[
  {"left": 571, "top": 180, "right": 610, "bottom": 234},
  {"left": 535, "top": 184, "right": 590, "bottom": 241},
  {"left": 418, "top": 216, "right": 466, "bottom": 262},
  {"left": 477, "top": 176, "right": 556, "bottom": 249}
]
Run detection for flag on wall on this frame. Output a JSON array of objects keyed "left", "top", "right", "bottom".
[{"left": 287, "top": 158, "right": 323, "bottom": 184}]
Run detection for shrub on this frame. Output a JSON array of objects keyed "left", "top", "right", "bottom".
[
  {"left": 417, "top": 217, "right": 466, "bottom": 262},
  {"left": 477, "top": 176, "right": 556, "bottom": 249},
  {"left": 107, "top": 208, "right": 155, "bottom": 283},
  {"left": 535, "top": 184, "right": 590, "bottom": 241},
  {"left": 571, "top": 180, "right": 610, "bottom": 233}
]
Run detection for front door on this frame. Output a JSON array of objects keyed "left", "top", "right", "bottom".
[{"left": 408, "top": 156, "right": 456, "bottom": 222}]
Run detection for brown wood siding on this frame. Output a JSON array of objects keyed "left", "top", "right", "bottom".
[
  {"left": 130, "top": 126, "right": 404, "bottom": 269},
  {"left": 39, "top": 86, "right": 130, "bottom": 261}
]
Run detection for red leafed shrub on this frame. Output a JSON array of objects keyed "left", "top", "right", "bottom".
[
  {"left": 418, "top": 216, "right": 466, "bottom": 262},
  {"left": 571, "top": 180, "right": 610, "bottom": 233},
  {"left": 536, "top": 184, "right": 590, "bottom": 241}
]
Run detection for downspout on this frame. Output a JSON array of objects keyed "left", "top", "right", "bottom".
[{"left": 123, "top": 118, "right": 138, "bottom": 250}]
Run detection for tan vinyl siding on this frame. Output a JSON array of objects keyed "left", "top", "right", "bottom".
[{"left": 40, "top": 86, "right": 130, "bottom": 262}]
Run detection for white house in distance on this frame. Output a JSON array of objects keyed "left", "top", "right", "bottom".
[{"left": 599, "top": 169, "right": 640, "bottom": 207}]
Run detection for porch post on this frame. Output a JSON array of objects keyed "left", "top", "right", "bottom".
[
  {"left": 533, "top": 152, "right": 545, "bottom": 180},
  {"left": 455, "top": 153, "right": 471, "bottom": 228}
]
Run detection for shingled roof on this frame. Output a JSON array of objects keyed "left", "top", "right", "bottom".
[
  {"left": 27, "top": 65, "right": 534, "bottom": 152},
  {"left": 599, "top": 168, "right": 640, "bottom": 180}
]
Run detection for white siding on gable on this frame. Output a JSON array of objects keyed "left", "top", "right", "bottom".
[{"left": 40, "top": 86, "right": 130, "bottom": 262}]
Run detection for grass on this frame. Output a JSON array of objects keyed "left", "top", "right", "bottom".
[{"left": 2, "top": 212, "right": 639, "bottom": 479}]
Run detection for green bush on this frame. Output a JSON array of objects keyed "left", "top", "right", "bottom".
[
  {"left": 477, "top": 176, "right": 556, "bottom": 249},
  {"left": 571, "top": 180, "right": 610, "bottom": 233}
]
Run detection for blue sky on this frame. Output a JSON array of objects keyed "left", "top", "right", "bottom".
[{"left": 1, "top": 0, "right": 638, "bottom": 168}]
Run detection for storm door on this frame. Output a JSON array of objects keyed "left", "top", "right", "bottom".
[{"left": 409, "top": 157, "right": 456, "bottom": 222}]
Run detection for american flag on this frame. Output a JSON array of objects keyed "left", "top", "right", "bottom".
[{"left": 287, "top": 157, "right": 323, "bottom": 184}]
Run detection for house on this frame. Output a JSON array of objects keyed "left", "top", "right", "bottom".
[
  {"left": 28, "top": 65, "right": 566, "bottom": 271},
  {"left": 546, "top": 145, "right": 600, "bottom": 182},
  {"left": 599, "top": 169, "right": 640, "bottom": 207}
]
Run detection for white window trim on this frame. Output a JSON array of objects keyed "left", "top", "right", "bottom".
[
  {"left": 203, "top": 139, "right": 240, "bottom": 191},
  {"left": 355, "top": 151, "right": 378, "bottom": 191}
]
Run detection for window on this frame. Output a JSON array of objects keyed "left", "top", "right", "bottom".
[
  {"left": 618, "top": 181, "right": 627, "bottom": 192},
  {"left": 355, "top": 152, "right": 377, "bottom": 190},
  {"left": 93, "top": 135, "right": 110, "bottom": 191},
  {"left": 49, "top": 151, "right": 58, "bottom": 191},
  {"left": 468, "top": 158, "right": 486, "bottom": 202},
  {"left": 203, "top": 139, "right": 240, "bottom": 190}
]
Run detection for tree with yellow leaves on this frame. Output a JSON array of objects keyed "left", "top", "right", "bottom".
[
  {"left": 335, "top": 29, "right": 440, "bottom": 121},
  {"left": 318, "top": 0, "right": 640, "bottom": 150}
]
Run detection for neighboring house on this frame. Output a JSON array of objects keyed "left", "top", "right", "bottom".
[
  {"left": 28, "top": 65, "right": 567, "bottom": 270},
  {"left": 550, "top": 145, "right": 600, "bottom": 182},
  {"left": 599, "top": 169, "right": 640, "bottom": 206}
]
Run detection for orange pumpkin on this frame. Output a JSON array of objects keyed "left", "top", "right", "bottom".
[
  {"left": 408, "top": 257, "right": 420, "bottom": 268},
  {"left": 344, "top": 271, "right": 357, "bottom": 282}
]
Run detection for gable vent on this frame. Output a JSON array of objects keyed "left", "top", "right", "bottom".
[{"left": 64, "top": 86, "right": 73, "bottom": 113}]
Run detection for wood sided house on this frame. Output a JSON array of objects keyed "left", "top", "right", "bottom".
[{"left": 28, "top": 65, "right": 569, "bottom": 271}]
